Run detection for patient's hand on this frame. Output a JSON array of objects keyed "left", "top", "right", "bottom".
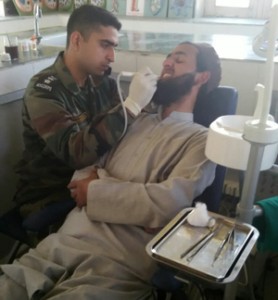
[{"left": 67, "top": 169, "right": 99, "bottom": 208}]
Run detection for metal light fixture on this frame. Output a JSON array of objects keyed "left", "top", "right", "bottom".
[
  {"left": 205, "top": 6, "right": 278, "bottom": 300},
  {"left": 205, "top": 5, "right": 278, "bottom": 225}
]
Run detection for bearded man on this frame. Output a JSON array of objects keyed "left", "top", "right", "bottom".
[{"left": 0, "top": 42, "right": 221, "bottom": 300}]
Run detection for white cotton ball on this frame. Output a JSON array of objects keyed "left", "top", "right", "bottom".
[
  {"left": 187, "top": 202, "right": 215, "bottom": 227},
  {"left": 207, "top": 217, "right": 216, "bottom": 228}
]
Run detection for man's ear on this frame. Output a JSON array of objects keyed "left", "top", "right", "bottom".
[
  {"left": 195, "top": 71, "right": 211, "bottom": 87},
  {"left": 69, "top": 31, "right": 82, "bottom": 50}
]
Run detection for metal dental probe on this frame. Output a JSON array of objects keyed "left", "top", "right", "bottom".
[{"left": 180, "top": 224, "right": 221, "bottom": 261}]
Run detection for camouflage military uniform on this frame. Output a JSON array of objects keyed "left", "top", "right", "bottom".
[{"left": 14, "top": 52, "right": 132, "bottom": 218}]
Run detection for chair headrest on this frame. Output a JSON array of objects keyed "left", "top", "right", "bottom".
[{"left": 193, "top": 86, "right": 238, "bottom": 128}]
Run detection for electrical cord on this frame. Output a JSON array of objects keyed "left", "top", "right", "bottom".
[{"left": 188, "top": 280, "right": 207, "bottom": 300}]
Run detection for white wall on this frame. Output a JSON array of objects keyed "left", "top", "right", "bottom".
[{"left": 0, "top": 14, "right": 68, "bottom": 34}]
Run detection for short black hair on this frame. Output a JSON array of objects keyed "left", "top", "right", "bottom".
[{"left": 66, "top": 4, "right": 122, "bottom": 48}]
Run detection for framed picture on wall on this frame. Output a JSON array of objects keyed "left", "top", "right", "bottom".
[
  {"left": 12, "top": 0, "right": 33, "bottom": 16},
  {"left": 167, "top": 0, "right": 194, "bottom": 19},
  {"left": 126, "top": 0, "right": 145, "bottom": 17},
  {"left": 74, "top": 0, "right": 88, "bottom": 9},
  {"left": 144, "top": 0, "right": 168, "bottom": 18},
  {"left": 106, "top": 0, "right": 127, "bottom": 16},
  {"left": 43, "top": 0, "right": 58, "bottom": 12},
  {"left": 88, "top": 0, "right": 106, "bottom": 8},
  {"left": 57, "top": 0, "right": 75, "bottom": 13}
]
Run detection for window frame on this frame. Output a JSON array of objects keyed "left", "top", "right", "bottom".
[{"left": 203, "top": 0, "right": 273, "bottom": 19}]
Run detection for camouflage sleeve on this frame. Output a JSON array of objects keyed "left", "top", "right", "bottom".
[{"left": 24, "top": 76, "right": 134, "bottom": 169}]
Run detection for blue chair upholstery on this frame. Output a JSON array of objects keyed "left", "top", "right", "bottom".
[
  {"left": 0, "top": 199, "right": 75, "bottom": 262},
  {"left": 153, "top": 86, "right": 238, "bottom": 299},
  {"left": 193, "top": 86, "right": 238, "bottom": 212},
  {"left": 22, "top": 199, "right": 75, "bottom": 231}
]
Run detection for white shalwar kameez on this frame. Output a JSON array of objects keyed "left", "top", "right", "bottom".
[{"left": 0, "top": 111, "right": 216, "bottom": 300}]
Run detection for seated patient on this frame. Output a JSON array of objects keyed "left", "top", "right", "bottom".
[{"left": 0, "top": 42, "right": 221, "bottom": 300}]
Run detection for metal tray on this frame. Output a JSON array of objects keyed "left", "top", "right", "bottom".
[{"left": 146, "top": 208, "right": 259, "bottom": 283}]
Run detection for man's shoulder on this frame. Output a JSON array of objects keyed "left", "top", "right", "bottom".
[
  {"left": 33, "top": 73, "right": 60, "bottom": 93},
  {"left": 191, "top": 122, "right": 209, "bottom": 135},
  {"left": 189, "top": 123, "right": 209, "bottom": 145},
  {"left": 28, "top": 65, "right": 60, "bottom": 94}
]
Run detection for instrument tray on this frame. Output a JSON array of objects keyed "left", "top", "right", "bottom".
[{"left": 146, "top": 208, "right": 259, "bottom": 283}]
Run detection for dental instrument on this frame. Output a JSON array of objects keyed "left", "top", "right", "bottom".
[
  {"left": 116, "top": 71, "right": 134, "bottom": 139},
  {"left": 180, "top": 228, "right": 215, "bottom": 259},
  {"left": 212, "top": 227, "right": 235, "bottom": 265},
  {"left": 180, "top": 223, "right": 221, "bottom": 262}
]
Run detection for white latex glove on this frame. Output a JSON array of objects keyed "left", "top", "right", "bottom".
[{"left": 124, "top": 66, "right": 158, "bottom": 116}]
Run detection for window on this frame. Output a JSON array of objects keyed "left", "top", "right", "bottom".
[
  {"left": 204, "top": 0, "right": 273, "bottom": 19},
  {"left": 215, "top": 0, "right": 250, "bottom": 8},
  {"left": 0, "top": 0, "right": 4, "bottom": 17}
]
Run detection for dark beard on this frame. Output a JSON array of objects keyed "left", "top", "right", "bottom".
[{"left": 152, "top": 73, "right": 196, "bottom": 106}]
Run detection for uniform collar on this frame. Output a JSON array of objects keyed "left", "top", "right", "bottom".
[{"left": 54, "top": 51, "right": 94, "bottom": 95}]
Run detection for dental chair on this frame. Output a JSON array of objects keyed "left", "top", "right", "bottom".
[
  {"left": 152, "top": 85, "right": 238, "bottom": 300},
  {"left": 0, "top": 86, "right": 237, "bottom": 268},
  {"left": 192, "top": 86, "right": 238, "bottom": 212}
]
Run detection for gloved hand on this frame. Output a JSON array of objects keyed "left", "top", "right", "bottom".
[{"left": 124, "top": 66, "right": 158, "bottom": 116}]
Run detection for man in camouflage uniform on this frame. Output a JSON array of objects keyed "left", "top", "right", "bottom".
[{"left": 14, "top": 5, "right": 157, "bottom": 218}]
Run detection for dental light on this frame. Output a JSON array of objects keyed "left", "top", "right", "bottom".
[
  {"left": 205, "top": 4, "right": 278, "bottom": 224},
  {"left": 205, "top": 8, "right": 278, "bottom": 300}
]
